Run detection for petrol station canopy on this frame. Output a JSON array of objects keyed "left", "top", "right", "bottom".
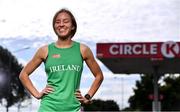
[{"left": 96, "top": 41, "right": 180, "bottom": 74}]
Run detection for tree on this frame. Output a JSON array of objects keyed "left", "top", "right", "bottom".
[
  {"left": 161, "top": 75, "right": 180, "bottom": 111},
  {"left": 128, "top": 74, "right": 154, "bottom": 111},
  {"left": 0, "top": 46, "right": 31, "bottom": 112},
  {"left": 83, "top": 99, "right": 120, "bottom": 111},
  {"left": 127, "top": 74, "right": 180, "bottom": 111}
]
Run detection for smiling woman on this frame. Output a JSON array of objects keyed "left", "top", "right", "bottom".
[
  {"left": 19, "top": 8, "right": 104, "bottom": 112},
  {"left": 52, "top": 8, "right": 77, "bottom": 40}
]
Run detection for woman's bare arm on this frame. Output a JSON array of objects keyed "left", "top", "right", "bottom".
[{"left": 19, "top": 45, "right": 53, "bottom": 99}]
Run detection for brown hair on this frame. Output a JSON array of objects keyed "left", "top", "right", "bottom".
[{"left": 52, "top": 8, "right": 77, "bottom": 38}]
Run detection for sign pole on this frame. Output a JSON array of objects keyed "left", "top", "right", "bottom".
[{"left": 152, "top": 65, "right": 161, "bottom": 112}]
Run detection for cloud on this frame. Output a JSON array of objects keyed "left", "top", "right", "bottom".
[{"left": 0, "top": 0, "right": 179, "bottom": 42}]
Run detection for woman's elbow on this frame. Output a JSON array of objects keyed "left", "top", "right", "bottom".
[
  {"left": 19, "top": 71, "right": 27, "bottom": 81},
  {"left": 19, "top": 72, "right": 23, "bottom": 81},
  {"left": 97, "top": 73, "right": 104, "bottom": 83},
  {"left": 100, "top": 74, "right": 104, "bottom": 82}
]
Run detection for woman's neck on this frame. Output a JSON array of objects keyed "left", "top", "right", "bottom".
[{"left": 55, "top": 38, "right": 73, "bottom": 48}]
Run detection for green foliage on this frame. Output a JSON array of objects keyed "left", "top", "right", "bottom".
[
  {"left": 161, "top": 76, "right": 180, "bottom": 111},
  {"left": 83, "top": 99, "right": 120, "bottom": 111},
  {"left": 128, "top": 74, "right": 154, "bottom": 111},
  {"left": 0, "top": 46, "right": 31, "bottom": 109},
  {"left": 127, "top": 74, "right": 180, "bottom": 111}
]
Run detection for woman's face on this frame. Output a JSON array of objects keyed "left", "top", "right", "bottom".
[{"left": 54, "top": 12, "right": 74, "bottom": 39}]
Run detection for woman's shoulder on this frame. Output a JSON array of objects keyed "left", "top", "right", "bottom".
[
  {"left": 80, "top": 42, "right": 88, "bottom": 51},
  {"left": 79, "top": 42, "right": 93, "bottom": 60},
  {"left": 39, "top": 44, "right": 48, "bottom": 52},
  {"left": 36, "top": 44, "right": 49, "bottom": 60}
]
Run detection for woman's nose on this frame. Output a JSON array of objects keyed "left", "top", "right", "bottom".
[{"left": 59, "top": 21, "right": 64, "bottom": 26}]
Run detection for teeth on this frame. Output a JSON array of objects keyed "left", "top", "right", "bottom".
[{"left": 59, "top": 29, "right": 65, "bottom": 31}]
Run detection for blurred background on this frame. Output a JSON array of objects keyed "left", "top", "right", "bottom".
[{"left": 0, "top": 0, "right": 179, "bottom": 111}]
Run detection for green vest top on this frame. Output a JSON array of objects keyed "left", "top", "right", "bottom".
[{"left": 38, "top": 41, "right": 83, "bottom": 112}]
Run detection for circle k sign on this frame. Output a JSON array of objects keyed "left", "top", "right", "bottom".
[
  {"left": 97, "top": 41, "right": 180, "bottom": 59},
  {"left": 161, "top": 41, "right": 179, "bottom": 58}
]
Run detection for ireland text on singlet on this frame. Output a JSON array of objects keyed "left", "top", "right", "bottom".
[{"left": 38, "top": 41, "right": 83, "bottom": 112}]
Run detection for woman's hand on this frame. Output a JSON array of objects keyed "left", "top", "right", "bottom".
[
  {"left": 75, "top": 90, "right": 92, "bottom": 105},
  {"left": 36, "top": 85, "right": 54, "bottom": 99}
]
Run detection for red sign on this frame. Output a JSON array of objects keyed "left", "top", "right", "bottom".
[
  {"left": 148, "top": 94, "right": 164, "bottom": 100},
  {"left": 97, "top": 41, "right": 180, "bottom": 59}
]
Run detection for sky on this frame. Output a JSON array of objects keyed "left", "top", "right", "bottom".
[{"left": 0, "top": 0, "right": 179, "bottom": 111}]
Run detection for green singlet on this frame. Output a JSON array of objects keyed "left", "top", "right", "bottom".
[{"left": 38, "top": 41, "right": 83, "bottom": 112}]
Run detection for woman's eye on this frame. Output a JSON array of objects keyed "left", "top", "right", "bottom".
[
  {"left": 64, "top": 20, "right": 69, "bottom": 23},
  {"left": 55, "top": 21, "right": 60, "bottom": 24}
]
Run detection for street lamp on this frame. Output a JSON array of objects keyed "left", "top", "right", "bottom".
[{"left": 13, "top": 46, "right": 31, "bottom": 53}]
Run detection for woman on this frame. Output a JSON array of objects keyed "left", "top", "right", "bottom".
[{"left": 19, "top": 8, "right": 104, "bottom": 111}]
